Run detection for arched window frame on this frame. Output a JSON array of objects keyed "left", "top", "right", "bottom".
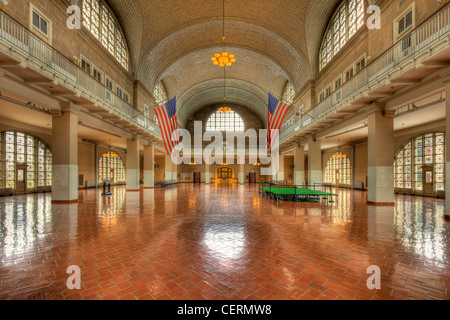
[
  {"left": 206, "top": 111, "right": 245, "bottom": 132},
  {"left": 153, "top": 82, "right": 168, "bottom": 105},
  {"left": 394, "top": 133, "right": 445, "bottom": 192},
  {"left": 0, "top": 131, "right": 52, "bottom": 190},
  {"left": 282, "top": 82, "right": 295, "bottom": 104},
  {"left": 98, "top": 152, "right": 126, "bottom": 185},
  {"left": 319, "top": 0, "right": 366, "bottom": 70},
  {"left": 82, "top": 0, "right": 129, "bottom": 70},
  {"left": 324, "top": 152, "right": 352, "bottom": 186}
]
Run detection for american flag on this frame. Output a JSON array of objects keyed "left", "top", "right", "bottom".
[
  {"left": 155, "top": 96, "right": 179, "bottom": 154},
  {"left": 267, "top": 92, "right": 291, "bottom": 151}
]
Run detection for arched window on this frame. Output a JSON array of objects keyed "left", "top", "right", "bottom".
[
  {"left": 0, "top": 131, "right": 52, "bottom": 190},
  {"left": 320, "top": 0, "right": 365, "bottom": 70},
  {"left": 206, "top": 111, "right": 244, "bottom": 132},
  {"left": 98, "top": 152, "right": 125, "bottom": 185},
  {"left": 153, "top": 82, "right": 168, "bottom": 105},
  {"left": 324, "top": 152, "right": 351, "bottom": 186},
  {"left": 82, "top": 0, "right": 129, "bottom": 69},
  {"left": 395, "top": 133, "right": 445, "bottom": 192},
  {"left": 282, "top": 82, "right": 295, "bottom": 104}
]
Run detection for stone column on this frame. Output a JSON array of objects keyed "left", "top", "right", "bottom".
[
  {"left": 278, "top": 155, "right": 285, "bottom": 182},
  {"left": 308, "top": 136, "right": 322, "bottom": 185},
  {"left": 445, "top": 81, "right": 450, "bottom": 219},
  {"left": 293, "top": 145, "right": 305, "bottom": 186},
  {"left": 164, "top": 154, "right": 175, "bottom": 181},
  {"left": 51, "top": 103, "right": 79, "bottom": 203},
  {"left": 367, "top": 103, "right": 395, "bottom": 206},
  {"left": 205, "top": 164, "right": 210, "bottom": 184},
  {"left": 143, "top": 143, "right": 154, "bottom": 188},
  {"left": 238, "top": 164, "right": 245, "bottom": 184},
  {"left": 126, "top": 138, "right": 140, "bottom": 191}
]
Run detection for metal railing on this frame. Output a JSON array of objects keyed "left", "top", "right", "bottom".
[
  {"left": 280, "top": 4, "right": 450, "bottom": 142},
  {"left": 0, "top": 10, "right": 160, "bottom": 138}
]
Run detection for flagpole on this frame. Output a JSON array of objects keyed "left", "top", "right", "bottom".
[
  {"left": 267, "top": 89, "right": 315, "bottom": 119},
  {"left": 131, "top": 92, "right": 178, "bottom": 120}
]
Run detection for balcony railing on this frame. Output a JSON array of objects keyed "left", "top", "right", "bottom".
[
  {"left": 0, "top": 10, "right": 160, "bottom": 138},
  {"left": 280, "top": 4, "right": 450, "bottom": 142}
]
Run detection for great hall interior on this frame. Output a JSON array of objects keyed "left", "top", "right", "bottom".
[{"left": 0, "top": 0, "right": 450, "bottom": 301}]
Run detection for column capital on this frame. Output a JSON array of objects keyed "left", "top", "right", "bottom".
[
  {"left": 292, "top": 141, "right": 304, "bottom": 149},
  {"left": 59, "top": 102, "right": 80, "bottom": 114},
  {"left": 364, "top": 102, "right": 386, "bottom": 116},
  {"left": 307, "top": 134, "right": 317, "bottom": 143}
]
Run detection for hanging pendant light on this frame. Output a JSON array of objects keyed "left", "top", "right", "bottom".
[{"left": 211, "top": 0, "right": 236, "bottom": 67}]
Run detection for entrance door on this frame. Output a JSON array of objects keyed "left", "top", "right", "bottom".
[
  {"left": 15, "top": 165, "right": 27, "bottom": 194},
  {"left": 335, "top": 170, "right": 340, "bottom": 186},
  {"left": 218, "top": 167, "right": 232, "bottom": 180},
  {"left": 423, "top": 166, "right": 434, "bottom": 197},
  {"left": 193, "top": 172, "right": 201, "bottom": 184},
  {"left": 249, "top": 172, "right": 257, "bottom": 183}
]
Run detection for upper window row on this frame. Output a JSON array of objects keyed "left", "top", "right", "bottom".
[
  {"left": 320, "top": 0, "right": 365, "bottom": 71},
  {"left": 82, "top": 0, "right": 129, "bottom": 70}
]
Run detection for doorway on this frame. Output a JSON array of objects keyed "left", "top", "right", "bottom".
[
  {"left": 335, "top": 170, "right": 340, "bottom": 186},
  {"left": 193, "top": 172, "right": 201, "bottom": 184},
  {"left": 217, "top": 167, "right": 232, "bottom": 180},
  {"left": 249, "top": 172, "right": 257, "bottom": 184},
  {"left": 15, "top": 164, "right": 27, "bottom": 194},
  {"left": 423, "top": 165, "right": 434, "bottom": 197}
]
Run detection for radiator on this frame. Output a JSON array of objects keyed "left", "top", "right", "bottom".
[
  {"left": 0, "top": 188, "right": 13, "bottom": 196},
  {"left": 354, "top": 182, "right": 364, "bottom": 189},
  {"left": 85, "top": 180, "right": 96, "bottom": 188}
]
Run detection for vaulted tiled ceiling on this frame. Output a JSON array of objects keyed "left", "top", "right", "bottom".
[{"left": 107, "top": 0, "right": 343, "bottom": 125}]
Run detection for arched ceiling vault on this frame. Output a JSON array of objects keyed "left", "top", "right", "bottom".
[
  {"left": 107, "top": 0, "right": 344, "bottom": 126},
  {"left": 137, "top": 19, "right": 311, "bottom": 92}
]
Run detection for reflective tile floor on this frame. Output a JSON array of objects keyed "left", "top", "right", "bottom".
[{"left": 0, "top": 183, "right": 449, "bottom": 300}]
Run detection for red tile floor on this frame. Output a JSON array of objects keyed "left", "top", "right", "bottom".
[{"left": 0, "top": 183, "right": 449, "bottom": 300}]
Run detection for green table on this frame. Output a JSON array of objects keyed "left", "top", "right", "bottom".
[{"left": 259, "top": 186, "right": 338, "bottom": 203}]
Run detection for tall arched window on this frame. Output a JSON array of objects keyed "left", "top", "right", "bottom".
[
  {"left": 153, "top": 82, "right": 168, "bottom": 105},
  {"left": 0, "top": 131, "right": 52, "bottom": 190},
  {"left": 98, "top": 152, "right": 125, "bottom": 185},
  {"left": 206, "top": 111, "right": 244, "bottom": 132},
  {"left": 324, "top": 152, "right": 351, "bottom": 186},
  {"left": 82, "top": 0, "right": 129, "bottom": 69},
  {"left": 283, "top": 82, "right": 295, "bottom": 104},
  {"left": 320, "top": 0, "right": 365, "bottom": 70},
  {"left": 395, "top": 133, "right": 445, "bottom": 193}
]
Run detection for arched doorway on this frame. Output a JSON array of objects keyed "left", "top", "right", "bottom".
[
  {"left": 394, "top": 132, "right": 445, "bottom": 197},
  {"left": 324, "top": 152, "right": 352, "bottom": 187},
  {"left": 0, "top": 131, "right": 52, "bottom": 194},
  {"left": 217, "top": 167, "right": 233, "bottom": 180},
  {"left": 98, "top": 152, "right": 126, "bottom": 185}
]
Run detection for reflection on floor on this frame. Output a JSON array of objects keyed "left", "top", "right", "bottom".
[{"left": 0, "top": 184, "right": 449, "bottom": 300}]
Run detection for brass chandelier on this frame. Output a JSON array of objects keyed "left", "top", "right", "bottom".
[{"left": 211, "top": 0, "right": 236, "bottom": 67}]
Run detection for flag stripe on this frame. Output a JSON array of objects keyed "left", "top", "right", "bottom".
[
  {"left": 155, "top": 106, "right": 171, "bottom": 154},
  {"left": 155, "top": 96, "right": 179, "bottom": 155},
  {"left": 267, "top": 93, "right": 291, "bottom": 151}
]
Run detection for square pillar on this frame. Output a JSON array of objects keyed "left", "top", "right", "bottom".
[
  {"left": 308, "top": 136, "right": 322, "bottom": 185},
  {"left": 445, "top": 81, "right": 450, "bottom": 218},
  {"left": 367, "top": 104, "right": 395, "bottom": 206},
  {"left": 294, "top": 145, "right": 305, "bottom": 186},
  {"left": 143, "top": 143, "right": 154, "bottom": 188},
  {"left": 51, "top": 105, "right": 79, "bottom": 203},
  {"left": 126, "top": 138, "right": 140, "bottom": 191},
  {"left": 205, "top": 164, "right": 210, "bottom": 184},
  {"left": 164, "top": 154, "right": 175, "bottom": 181},
  {"left": 238, "top": 164, "right": 245, "bottom": 184}
]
